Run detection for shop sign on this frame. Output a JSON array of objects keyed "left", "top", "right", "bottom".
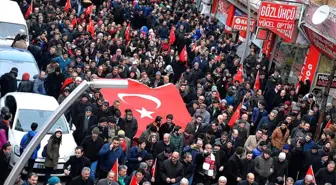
[
  {"left": 258, "top": 2, "right": 297, "bottom": 30},
  {"left": 300, "top": 45, "right": 320, "bottom": 82},
  {"left": 305, "top": 27, "right": 336, "bottom": 59},
  {"left": 261, "top": 31, "right": 276, "bottom": 59},
  {"left": 232, "top": 16, "right": 256, "bottom": 31},
  {"left": 270, "top": 27, "right": 295, "bottom": 42},
  {"left": 316, "top": 73, "right": 336, "bottom": 88}
]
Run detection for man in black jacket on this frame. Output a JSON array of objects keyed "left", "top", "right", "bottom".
[
  {"left": 64, "top": 146, "right": 91, "bottom": 185},
  {"left": 315, "top": 161, "right": 336, "bottom": 185},
  {"left": 224, "top": 147, "right": 245, "bottom": 185},
  {"left": 181, "top": 152, "right": 193, "bottom": 183},
  {"left": 160, "top": 152, "right": 184, "bottom": 185},
  {"left": 238, "top": 173, "right": 259, "bottom": 185},
  {"left": 119, "top": 109, "right": 138, "bottom": 140},
  {"left": 81, "top": 128, "right": 104, "bottom": 180},
  {"left": 155, "top": 148, "right": 172, "bottom": 185},
  {"left": 0, "top": 67, "right": 18, "bottom": 98},
  {"left": 70, "top": 167, "right": 94, "bottom": 185},
  {"left": 0, "top": 143, "right": 12, "bottom": 185},
  {"left": 241, "top": 151, "right": 255, "bottom": 180},
  {"left": 73, "top": 106, "right": 98, "bottom": 145}
]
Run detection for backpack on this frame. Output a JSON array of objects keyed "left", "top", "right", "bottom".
[
  {"left": 20, "top": 133, "right": 33, "bottom": 155},
  {"left": 42, "top": 144, "right": 48, "bottom": 158}
]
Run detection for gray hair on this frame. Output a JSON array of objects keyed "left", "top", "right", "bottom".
[
  {"left": 183, "top": 152, "right": 192, "bottom": 159},
  {"left": 139, "top": 162, "right": 148, "bottom": 169},
  {"left": 82, "top": 167, "right": 91, "bottom": 173},
  {"left": 143, "top": 181, "right": 151, "bottom": 185},
  {"left": 119, "top": 165, "right": 128, "bottom": 171},
  {"left": 180, "top": 178, "right": 189, "bottom": 185},
  {"left": 218, "top": 176, "right": 227, "bottom": 183}
]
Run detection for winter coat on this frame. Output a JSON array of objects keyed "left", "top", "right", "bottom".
[
  {"left": 81, "top": 135, "right": 104, "bottom": 162},
  {"left": 73, "top": 114, "right": 98, "bottom": 144},
  {"left": 99, "top": 144, "right": 125, "bottom": 172},
  {"left": 254, "top": 155, "right": 274, "bottom": 178},
  {"left": 240, "top": 159, "right": 255, "bottom": 180},
  {"left": 119, "top": 118, "right": 138, "bottom": 139},
  {"left": 0, "top": 150, "right": 10, "bottom": 184},
  {"left": 97, "top": 179, "right": 119, "bottom": 185},
  {"left": 315, "top": 167, "right": 336, "bottom": 185},
  {"left": 170, "top": 133, "right": 183, "bottom": 154},
  {"left": 251, "top": 108, "right": 268, "bottom": 125},
  {"left": 244, "top": 135, "right": 261, "bottom": 152},
  {"left": 64, "top": 156, "right": 91, "bottom": 178},
  {"left": 160, "top": 159, "right": 184, "bottom": 185},
  {"left": 20, "top": 131, "right": 40, "bottom": 160},
  {"left": 224, "top": 154, "right": 242, "bottom": 185},
  {"left": 17, "top": 80, "right": 34, "bottom": 92},
  {"left": 0, "top": 72, "right": 17, "bottom": 98},
  {"left": 45, "top": 72, "right": 65, "bottom": 98},
  {"left": 269, "top": 158, "right": 288, "bottom": 183},
  {"left": 271, "top": 127, "right": 290, "bottom": 150},
  {"left": 33, "top": 74, "right": 46, "bottom": 95},
  {"left": 159, "top": 122, "right": 175, "bottom": 140},
  {"left": 55, "top": 56, "right": 70, "bottom": 72},
  {"left": 0, "top": 129, "right": 7, "bottom": 150},
  {"left": 70, "top": 175, "right": 94, "bottom": 185},
  {"left": 126, "top": 146, "right": 148, "bottom": 173},
  {"left": 44, "top": 138, "right": 60, "bottom": 168},
  {"left": 252, "top": 147, "right": 263, "bottom": 159}
]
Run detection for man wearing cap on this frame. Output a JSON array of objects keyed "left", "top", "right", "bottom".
[
  {"left": 73, "top": 106, "right": 98, "bottom": 145},
  {"left": 151, "top": 71, "right": 164, "bottom": 88},
  {"left": 269, "top": 152, "right": 288, "bottom": 183},
  {"left": 71, "top": 93, "right": 91, "bottom": 123},
  {"left": 254, "top": 149, "right": 274, "bottom": 185},
  {"left": 119, "top": 109, "right": 138, "bottom": 140},
  {"left": 97, "top": 101, "right": 113, "bottom": 120},
  {"left": 47, "top": 176, "right": 62, "bottom": 185},
  {"left": 107, "top": 116, "right": 120, "bottom": 143},
  {"left": 0, "top": 67, "right": 18, "bottom": 98},
  {"left": 81, "top": 127, "right": 104, "bottom": 180},
  {"left": 88, "top": 117, "right": 109, "bottom": 142}
]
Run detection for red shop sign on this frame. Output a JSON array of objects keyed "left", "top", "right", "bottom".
[
  {"left": 305, "top": 26, "right": 336, "bottom": 59},
  {"left": 232, "top": 16, "right": 256, "bottom": 32},
  {"left": 258, "top": 2, "right": 297, "bottom": 31},
  {"left": 300, "top": 45, "right": 320, "bottom": 82}
]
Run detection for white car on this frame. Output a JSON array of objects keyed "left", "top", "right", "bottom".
[{"left": 0, "top": 92, "right": 77, "bottom": 176}]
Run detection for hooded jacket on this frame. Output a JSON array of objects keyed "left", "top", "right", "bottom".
[{"left": 20, "top": 130, "right": 41, "bottom": 160}]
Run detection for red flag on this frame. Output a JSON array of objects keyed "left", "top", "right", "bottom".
[
  {"left": 133, "top": 0, "right": 138, "bottom": 7},
  {"left": 71, "top": 17, "right": 77, "bottom": 27},
  {"left": 101, "top": 79, "right": 192, "bottom": 137},
  {"left": 228, "top": 103, "right": 242, "bottom": 128},
  {"left": 61, "top": 78, "right": 73, "bottom": 91},
  {"left": 130, "top": 174, "right": 138, "bottom": 185},
  {"left": 191, "top": 42, "right": 197, "bottom": 52},
  {"left": 233, "top": 65, "right": 243, "bottom": 83},
  {"left": 253, "top": 70, "right": 260, "bottom": 90},
  {"left": 24, "top": 1, "right": 33, "bottom": 19},
  {"left": 125, "top": 23, "right": 131, "bottom": 42},
  {"left": 169, "top": 28, "right": 175, "bottom": 45},
  {"left": 326, "top": 119, "right": 332, "bottom": 129},
  {"left": 87, "top": 17, "right": 95, "bottom": 37},
  {"left": 64, "top": 0, "right": 71, "bottom": 12},
  {"left": 151, "top": 158, "right": 157, "bottom": 177},
  {"left": 111, "top": 159, "right": 119, "bottom": 181},
  {"left": 216, "top": 55, "right": 221, "bottom": 63},
  {"left": 179, "top": 45, "right": 187, "bottom": 62},
  {"left": 306, "top": 165, "right": 315, "bottom": 183},
  {"left": 85, "top": 5, "right": 93, "bottom": 16}
]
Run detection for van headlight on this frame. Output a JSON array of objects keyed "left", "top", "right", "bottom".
[{"left": 14, "top": 145, "right": 21, "bottom": 156}]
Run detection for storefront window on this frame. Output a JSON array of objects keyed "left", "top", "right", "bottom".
[{"left": 317, "top": 54, "right": 333, "bottom": 73}]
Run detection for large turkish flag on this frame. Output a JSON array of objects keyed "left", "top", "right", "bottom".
[{"left": 100, "top": 79, "right": 192, "bottom": 137}]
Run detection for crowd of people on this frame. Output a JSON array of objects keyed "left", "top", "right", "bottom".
[{"left": 0, "top": 0, "right": 336, "bottom": 185}]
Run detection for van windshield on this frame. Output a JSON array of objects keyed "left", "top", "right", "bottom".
[
  {"left": 15, "top": 109, "right": 69, "bottom": 134},
  {"left": 0, "top": 22, "right": 27, "bottom": 39}
]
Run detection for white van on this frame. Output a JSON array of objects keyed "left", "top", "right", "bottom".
[
  {"left": 0, "top": 1, "right": 29, "bottom": 46},
  {"left": 0, "top": 93, "right": 77, "bottom": 176}
]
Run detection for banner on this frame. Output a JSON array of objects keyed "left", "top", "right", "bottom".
[
  {"left": 270, "top": 27, "right": 295, "bottom": 42},
  {"left": 232, "top": 16, "right": 256, "bottom": 32},
  {"left": 216, "top": 0, "right": 234, "bottom": 30},
  {"left": 305, "top": 26, "right": 336, "bottom": 59},
  {"left": 258, "top": 2, "right": 297, "bottom": 30},
  {"left": 300, "top": 45, "right": 320, "bottom": 82},
  {"left": 316, "top": 73, "right": 336, "bottom": 88}
]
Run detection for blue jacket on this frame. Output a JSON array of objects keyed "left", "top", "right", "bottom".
[
  {"left": 252, "top": 147, "right": 263, "bottom": 159},
  {"left": 303, "top": 141, "right": 316, "bottom": 152},
  {"left": 294, "top": 179, "right": 305, "bottom": 185},
  {"left": 126, "top": 146, "right": 148, "bottom": 172},
  {"left": 99, "top": 144, "right": 125, "bottom": 172},
  {"left": 20, "top": 131, "right": 40, "bottom": 160},
  {"left": 33, "top": 74, "right": 46, "bottom": 95},
  {"left": 55, "top": 56, "right": 70, "bottom": 72},
  {"left": 251, "top": 108, "right": 268, "bottom": 125}
]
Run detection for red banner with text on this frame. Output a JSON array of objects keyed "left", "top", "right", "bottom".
[
  {"left": 300, "top": 45, "right": 320, "bottom": 83},
  {"left": 262, "top": 31, "right": 276, "bottom": 59}
]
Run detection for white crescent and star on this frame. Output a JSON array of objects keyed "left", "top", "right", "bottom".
[{"left": 117, "top": 93, "right": 162, "bottom": 119}]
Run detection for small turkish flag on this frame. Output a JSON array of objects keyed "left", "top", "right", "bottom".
[
  {"left": 129, "top": 174, "right": 138, "bottom": 185},
  {"left": 111, "top": 159, "right": 118, "bottom": 181},
  {"left": 64, "top": 0, "right": 71, "bottom": 12},
  {"left": 24, "top": 1, "right": 33, "bottom": 19},
  {"left": 326, "top": 119, "right": 332, "bottom": 129},
  {"left": 306, "top": 165, "right": 315, "bottom": 183},
  {"left": 233, "top": 65, "right": 243, "bottom": 83},
  {"left": 151, "top": 158, "right": 157, "bottom": 177},
  {"left": 101, "top": 79, "right": 192, "bottom": 137},
  {"left": 125, "top": 23, "right": 131, "bottom": 42},
  {"left": 228, "top": 102, "right": 242, "bottom": 128},
  {"left": 87, "top": 17, "right": 95, "bottom": 37},
  {"left": 179, "top": 45, "right": 188, "bottom": 66},
  {"left": 216, "top": 55, "right": 221, "bottom": 63},
  {"left": 85, "top": 5, "right": 93, "bottom": 16},
  {"left": 169, "top": 28, "right": 176, "bottom": 45},
  {"left": 254, "top": 70, "right": 260, "bottom": 90},
  {"left": 71, "top": 17, "right": 77, "bottom": 27}
]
